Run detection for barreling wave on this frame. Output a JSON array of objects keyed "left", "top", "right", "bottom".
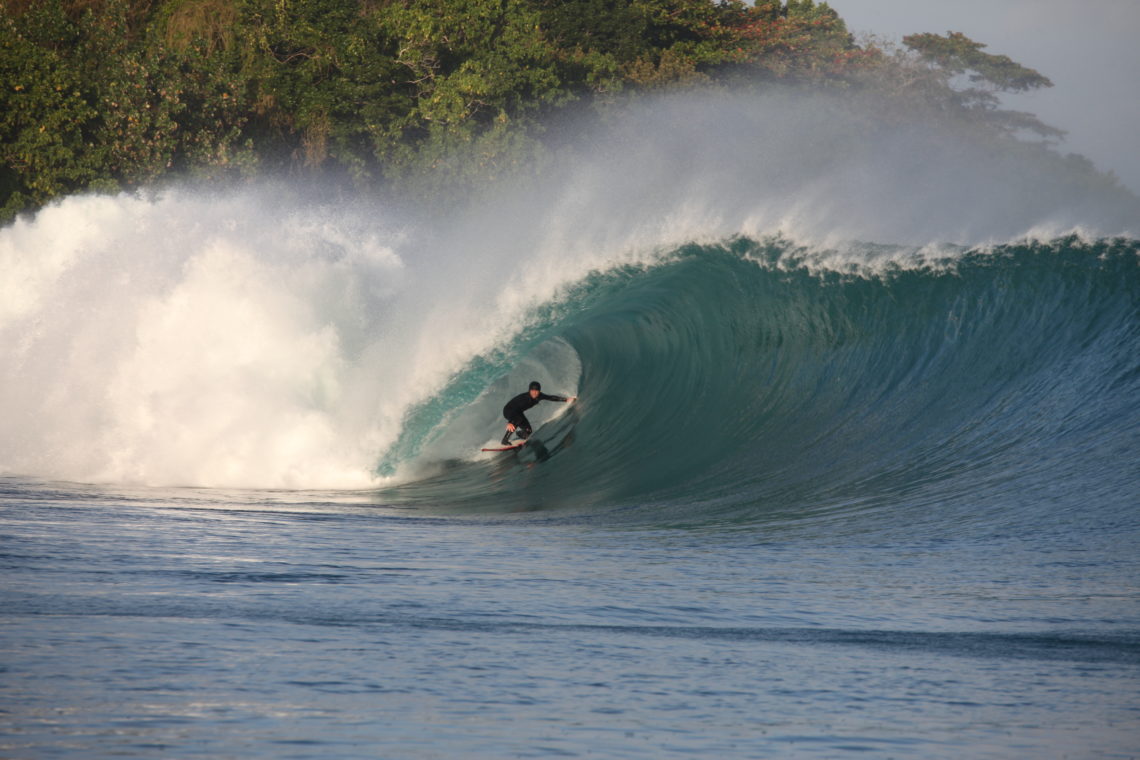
[
  {"left": 381, "top": 235, "right": 1139, "bottom": 526},
  {"left": 4, "top": 91, "right": 1138, "bottom": 512}
]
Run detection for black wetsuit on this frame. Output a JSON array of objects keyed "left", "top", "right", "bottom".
[{"left": 502, "top": 392, "right": 569, "bottom": 445}]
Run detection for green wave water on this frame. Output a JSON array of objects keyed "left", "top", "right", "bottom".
[{"left": 382, "top": 235, "right": 1140, "bottom": 527}]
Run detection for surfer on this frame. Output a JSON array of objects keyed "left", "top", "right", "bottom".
[{"left": 501, "top": 381, "right": 576, "bottom": 445}]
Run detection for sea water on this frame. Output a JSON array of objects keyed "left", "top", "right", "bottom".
[
  {"left": 4, "top": 481, "right": 1139, "bottom": 758},
  {"left": 2, "top": 92, "right": 1139, "bottom": 758}
]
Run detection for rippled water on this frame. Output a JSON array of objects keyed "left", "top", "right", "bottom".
[{"left": 4, "top": 482, "right": 1138, "bottom": 758}]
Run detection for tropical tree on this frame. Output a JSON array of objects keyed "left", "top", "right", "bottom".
[{"left": 900, "top": 30, "right": 1063, "bottom": 140}]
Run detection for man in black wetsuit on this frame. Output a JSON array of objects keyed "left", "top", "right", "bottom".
[{"left": 501, "top": 381, "right": 576, "bottom": 445}]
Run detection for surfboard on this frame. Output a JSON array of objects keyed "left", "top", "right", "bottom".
[{"left": 480, "top": 441, "right": 526, "bottom": 452}]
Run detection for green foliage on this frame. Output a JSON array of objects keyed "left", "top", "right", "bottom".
[
  {"left": 0, "top": 0, "right": 256, "bottom": 221},
  {"left": 893, "top": 31, "right": 1063, "bottom": 141},
  {"left": 728, "top": 0, "right": 862, "bottom": 81},
  {"left": 0, "top": 3, "right": 100, "bottom": 217},
  {"left": 230, "top": 0, "right": 409, "bottom": 177},
  {"left": 0, "top": 1, "right": 1098, "bottom": 219},
  {"left": 369, "top": 0, "right": 568, "bottom": 181},
  {"left": 903, "top": 31, "right": 1051, "bottom": 93}
]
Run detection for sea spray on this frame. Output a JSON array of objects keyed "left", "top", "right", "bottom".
[{"left": 1, "top": 191, "right": 405, "bottom": 487}]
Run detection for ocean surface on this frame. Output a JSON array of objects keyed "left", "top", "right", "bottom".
[{"left": 2, "top": 94, "right": 1139, "bottom": 757}]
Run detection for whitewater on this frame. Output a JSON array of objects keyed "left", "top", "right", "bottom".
[{"left": 2, "top": 92, "right": 1138, "bottom": 758}]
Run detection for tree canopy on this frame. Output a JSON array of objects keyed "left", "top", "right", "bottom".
[
  {"left": 903, "top": 31, "right": 1052, "bottom": 93},
  {"left": 0, "top": 1, "right": 1084, "bottom": 221},
  {"left": 899, "top": 30, "right": 1063, "bottom": 141}
]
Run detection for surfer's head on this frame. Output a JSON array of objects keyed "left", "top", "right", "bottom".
[{"left": 529, "top": 381, "right": 541, "bottom": 398}]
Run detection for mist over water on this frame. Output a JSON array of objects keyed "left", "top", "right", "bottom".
[{"left": 1, "top": 90, "right": 1136, "bottom": 490}]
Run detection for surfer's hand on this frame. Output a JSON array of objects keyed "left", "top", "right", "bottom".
[
  {"left": 506, "top": 423, "right": 516, "bottom": 432},
  {"left": 568, "top": 397, "right": 578, "bottom": 403}
]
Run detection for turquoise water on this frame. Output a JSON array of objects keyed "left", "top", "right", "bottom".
[
  {"left": 382, "top": 237, "right": 1139, "bottom": 522},
  {"left": 3, "top": 234, "right": 1139, "bottom": 758}
]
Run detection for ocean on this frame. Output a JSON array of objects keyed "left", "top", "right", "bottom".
[{"left": 2, "top": 93, "right": 1138, "bottom": 758}]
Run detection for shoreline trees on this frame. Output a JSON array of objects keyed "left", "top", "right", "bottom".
[{"left": 0, "top": 0, "right": 1120, "bottom": 222}]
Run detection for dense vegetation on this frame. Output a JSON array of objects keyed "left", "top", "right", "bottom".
[{"left": 0, "top": 0, "right": 1090, "bottom": 221}]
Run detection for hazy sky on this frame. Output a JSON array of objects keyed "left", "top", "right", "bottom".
[{"left": 830, "top": 0, "right": 1140, "bottom": 195}]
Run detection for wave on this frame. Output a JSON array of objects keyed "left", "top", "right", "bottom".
[
  {"left": 1, "top": 91, "right": 1137, "bottom": 514},
  {"left": 380, "top": 236, "right": 1140, "bottom": 523}
]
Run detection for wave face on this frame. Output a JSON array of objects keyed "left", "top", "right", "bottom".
[
  {"left": 1, "top": 92, "right": 1137, "bottom": 514},
  {"left": 383, "top": 236, "right": 1140, "bottom": 523}
]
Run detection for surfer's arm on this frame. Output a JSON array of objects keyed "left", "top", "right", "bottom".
[{"left": 539, "top": 393, "right": 574, "bottom": 403}]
